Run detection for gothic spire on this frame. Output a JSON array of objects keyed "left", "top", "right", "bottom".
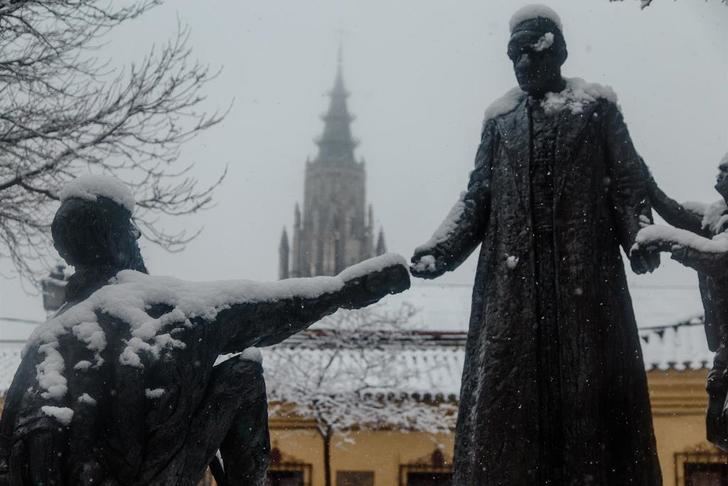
[
  {"left": 376, "top": 228, "right": 387, "bottom": 256},
  {"left": 279, "top": 227, "right": 290, "bottom": 280},
  {"left": 294, "top": 203, "right": 301, "bottom": 228},
  {"left": 315, "top": 51, "right": 358, "bottom": 165}
]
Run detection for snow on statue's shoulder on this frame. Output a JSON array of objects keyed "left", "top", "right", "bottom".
[
  {"left": 59, "top": 174, "right": 135, "bottom": 213},
  {"left": 483, "top": 87, "right": 527, "bottom": 123},
  {"left": 541, "top": 78, "right": 618, "bottom": 115},
  {"left": 483, "top": 78, "right": 617, "bottom": 123},
  {"left": 509, "top": 4, "right": 563, "bottom": 32}
]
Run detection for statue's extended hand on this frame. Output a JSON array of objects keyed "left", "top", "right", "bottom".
[
  {"left": 629, "top": 245, "right": 660, "bottom": 275},
  {"left": 410, "top": 249, "right": 447, "bottom": 279},
  {"left": 339, "top": 256, "right": 411, "bottom": 309}
]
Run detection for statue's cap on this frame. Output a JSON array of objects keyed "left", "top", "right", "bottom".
[
  {"left": 58, "top": 174, "right": 135, "bottom": 214},
  {"left": 509, "top": 4, "right": 563, "bottom": 34},
  {"left": 52, "top": 177, "right": 138, "bottom": 268}
]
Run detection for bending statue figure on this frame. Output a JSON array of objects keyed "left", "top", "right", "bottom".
[
  {"left": 638, "top": 154, "right": 728, "bottom": 451},
  {"left": 0, "top": 175, "right": 410, "bottom": 486}
]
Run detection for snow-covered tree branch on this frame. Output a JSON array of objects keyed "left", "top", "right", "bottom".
[
  {"left": 0, "top": 1, "right": 225, "bottom": 281},
  {"left": 264, "top": 304, "right": 457, "bottom": 486}
]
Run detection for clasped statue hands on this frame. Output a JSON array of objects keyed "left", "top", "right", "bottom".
[
  {"left": 409, "top": 247, "right": 448, "bottom": 280},
  {"left": 629, "top": 244, "right": 661, "bottom": 275}
]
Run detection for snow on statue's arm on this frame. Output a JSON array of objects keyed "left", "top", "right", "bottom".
[
  {"left": 602, "top": 100, "right": 657, "bottom": 273},
  {"left": 217, "top": 253, "right": 410, "bottom": 352},
  {"left": 636, "top": 225, "right": 728, "bottom": 277},
  {"left": 410, "top": 119, "right": 496, "bottom": 279}
]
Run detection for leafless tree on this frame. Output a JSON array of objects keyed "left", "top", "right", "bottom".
[
  {"left": 264, "top": 304, "right": 458, "bottom": 486},
  {"left": 0, "top": 0, "right": 225, "bottom": 281}
]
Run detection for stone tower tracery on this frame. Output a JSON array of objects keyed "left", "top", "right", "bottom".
[{"left": 279, "top": 54, "right": 386, "bottom": 279}]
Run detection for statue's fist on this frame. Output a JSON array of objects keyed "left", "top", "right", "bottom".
[
  {"left": 629, "top": 245, "right": 660, "bottom": 275},
  {"left": 339, "top": 255, "right": 411, "bottom": 309}
]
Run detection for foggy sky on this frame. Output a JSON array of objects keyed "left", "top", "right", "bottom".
[{"left": 1, "top": 0, "right": 727, "bottom": 322}]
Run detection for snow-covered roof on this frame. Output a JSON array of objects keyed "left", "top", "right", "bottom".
[
  {"left": 59, "top": 175, "right": 136, "bottom": 213},
  {"left": 640, "top": 318, "right": 712, "bottom": 371},
  {"left": 264, "top": 331, "right": 466, "bottom": 401},
  {"left": 266, "top": 321, "right": 715, "bottom": 406}
]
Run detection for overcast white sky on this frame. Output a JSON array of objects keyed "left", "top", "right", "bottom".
[{"left": 1, "top": 0, "right": 727, "bottom": 323}]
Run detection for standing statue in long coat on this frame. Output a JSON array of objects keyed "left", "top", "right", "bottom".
[
  {"left": 411, "top": 5, "right": 661, "bottom": 485},
  {"left": 0, "top": 175, "right": 410, "bottom": 486}
]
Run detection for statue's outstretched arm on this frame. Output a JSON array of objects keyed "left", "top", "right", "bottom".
[
  {"left": 602, "top": 102, "right": 658, "bottom": 274},
  {"left": 640, "top": 159, "right": 704, "bottom": 235},
  {"left": 217, "top": 255, "right": 410, "bottom": 352},
  {"left": 410, "top": 119, "right": 497, "bottom": 279},
  {"left": 670, "top": 245, "right": 728, "bottom": 277},
  {"left": 635, "top": 224, "right": 728, "bottom": 277}
]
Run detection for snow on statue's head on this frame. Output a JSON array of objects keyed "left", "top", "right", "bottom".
[
  {"left": 52, "top": 175, "right": 147, "bottom": 275},
  {"left": 508, "top": 4, "right": 568, "bottom": 96}
]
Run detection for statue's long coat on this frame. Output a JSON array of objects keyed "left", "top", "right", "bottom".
[{"left": 430, "top": 93, "right": 661, "bottom": 485}]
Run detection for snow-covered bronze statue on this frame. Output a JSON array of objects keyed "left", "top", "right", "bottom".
[
  {"left": 411, "top": 5, "right": 661, "bottom": 485},
  {"left": 0, "top": 175, "right": 410, "bottom": 486},
  {"left": 636, "top": 153, "right": 728, "bottom": 451}
]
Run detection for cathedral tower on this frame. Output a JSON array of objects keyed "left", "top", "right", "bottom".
[{"left": 279, "top": 54, "right": 386, "bottom": 278}]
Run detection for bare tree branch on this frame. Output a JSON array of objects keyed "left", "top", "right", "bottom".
[{"left": 0, "top": 1, "right": 226, "bottom": 282}]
